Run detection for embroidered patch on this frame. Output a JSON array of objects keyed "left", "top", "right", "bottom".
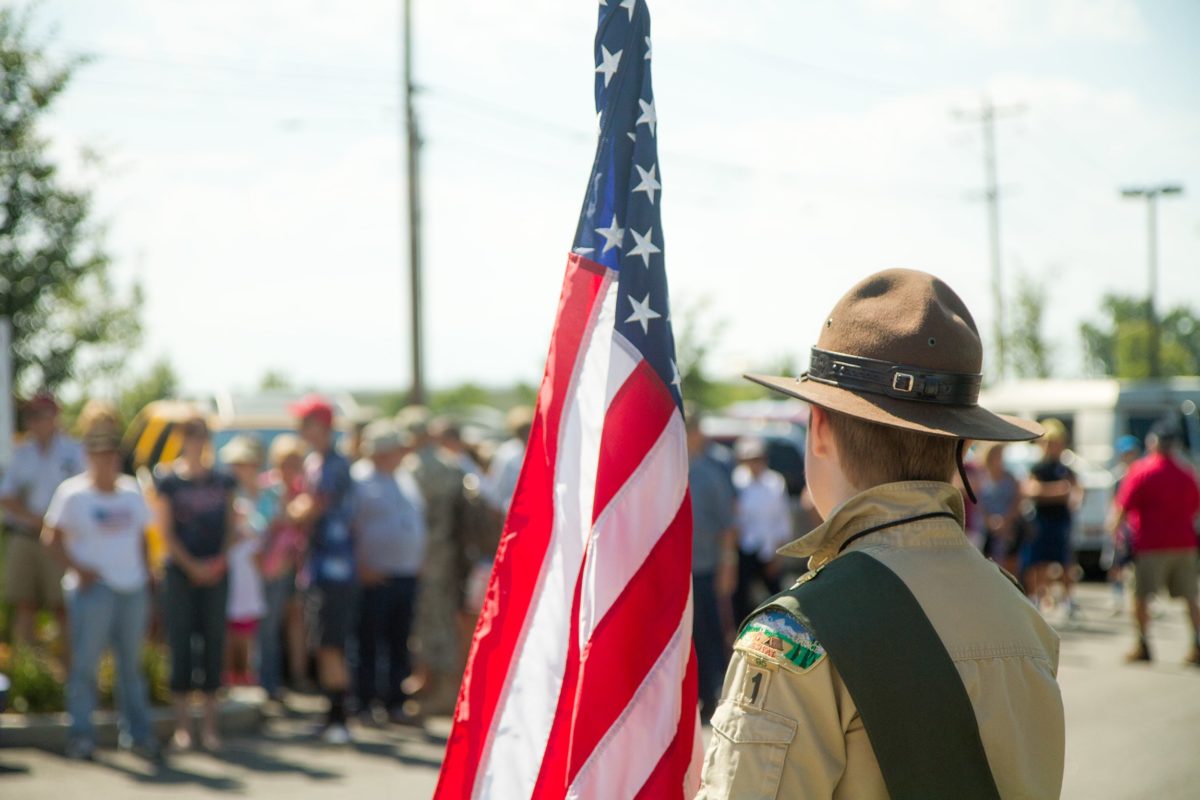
[
  {"left": 735, "top": 609, "right": 826, "bottom": 674},
  {"left": 740, "top": 664, "right": 772, "bottom": 708}
]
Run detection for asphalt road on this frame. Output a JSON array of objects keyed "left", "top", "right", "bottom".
[{"left": 1, "top": 583, "right": 1197, "bottom": 799}]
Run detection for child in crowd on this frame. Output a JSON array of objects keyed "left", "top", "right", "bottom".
[
  {"left": 259, "top": 434, "right": 311, "bottom": 699},
  {"left": 220, "top": 435, "right": 269, "bottom": 687}
]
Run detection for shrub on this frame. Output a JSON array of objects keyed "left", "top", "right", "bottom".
[{"left": 0, "top": 645, "right": 65, "bottom": 714}]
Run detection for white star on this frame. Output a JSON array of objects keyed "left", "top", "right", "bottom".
[
  {"left": 625, "top": 293, "right": 662, "bottom": 334},
  {"left": 573, "top": 246, "right": 595, "bottom": 256},
  {"left": 636, "top": 97, "right": 656, "bottom": 137},
  {"left": 626, "top": 227, "right": 661, "bottom": 267},
  {"left": 627, "top": 131, "right": 637, "bottom": 143},
  {"left": 597, "top": 111, "right": 603, "bottom": 133},
  {"left": 595, "top": 45, "right": 622, "bottom": 88},
  {"left": 620, "top": 0, "right": 636, "bottom": 21},
  {"left": 670, "top": 360, "right": 682, "bottom": 389},
  {"left": 594, "top": 214, "right": 625, "bottom": 254},
  {"left": 644, "top": 36, "right": 652, "bottom": 61},
  {"left": 632, "top": 163, "right": 661, "bottom": 204}
]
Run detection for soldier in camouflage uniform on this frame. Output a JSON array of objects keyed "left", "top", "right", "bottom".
[{"left": 398, "top": 407, "right": 470, "bottom": 715}]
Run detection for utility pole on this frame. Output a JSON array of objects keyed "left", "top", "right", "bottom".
[
  {"left": 1120, "top": 184, "right": 1183, "bottom": 379},
  {"left": 403, "top": 0, "right": 425, "bottom": 405},
  {"left": 953, "top": 97, "right": 1024, "bottom": 381}
]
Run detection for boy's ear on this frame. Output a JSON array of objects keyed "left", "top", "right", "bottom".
[{"left": 809, "top": 405, "right": 833, "bottom": 458}]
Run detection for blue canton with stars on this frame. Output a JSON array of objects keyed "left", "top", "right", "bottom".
[{"left": 572, "top": 0, "right": 681, "bottom": 409}]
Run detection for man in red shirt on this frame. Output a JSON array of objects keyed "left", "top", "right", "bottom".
[{"left": 1111, "top": 422, "right": 1200, "bottom": 664}]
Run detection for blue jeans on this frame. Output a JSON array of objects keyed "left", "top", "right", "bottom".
[
  {"left": 356, "top": 576, "right": 418, "bottom": 710},
  {"left": 258, "top": 573, "right": 293, "bottom": 696},
  {"left": 66, "top": 582, "right": 152, "bottom": 746}
]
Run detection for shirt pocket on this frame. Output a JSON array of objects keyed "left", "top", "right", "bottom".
[{"left": 699, "top": 701, "right": 797, "bottom": 800}]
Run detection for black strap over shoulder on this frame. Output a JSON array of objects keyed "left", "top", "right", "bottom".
[{"left": 748, "top": 552, "right": 1001, "bottom": 800}]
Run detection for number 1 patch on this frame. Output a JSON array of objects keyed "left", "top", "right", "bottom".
[{"left": 741, "top": 664, "right": 771, "bottom": 709}]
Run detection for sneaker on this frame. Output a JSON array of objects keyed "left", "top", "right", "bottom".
[
  {"left": 320, "top": 723, "right": 351, "bottom": 745},
  {"left": 1065, "top": 599, "right": 1081, "bottom": 620},
  {"left": 65, "top": 738, "right": 95, "bottom": 761},
  {"left": 130, "top": 740, "right": 165, "bottom": 764},
  {"left": 1124, "top": 643, "right": 1152, "bottom": 663},
  {"left": 387, "top": 705, "right": 423, "bottom": 727}
]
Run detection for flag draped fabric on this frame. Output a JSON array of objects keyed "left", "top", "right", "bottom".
[{"left": 434, "top": 2, "right": 700, "bottom": 798}]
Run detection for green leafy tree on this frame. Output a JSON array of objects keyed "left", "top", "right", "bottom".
[
  {"left": 258, "top": 369, "right": 293, "bottom": 391},
  {"left": 1081, "top": 294, "right": 1200, "bottom": 378},
  {"left": 1006, "top": 273, "right": 1052, "bottom": 379},
  {"left": 117, "top": 358, "right": 179, "bottom": 425},
  {"left": 0, "top": 7, "right": 140, "bottom": 395}
]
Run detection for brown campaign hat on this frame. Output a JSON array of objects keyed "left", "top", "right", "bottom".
[{"left": 746, "top": 269, "right": 1042, "bottom": 442}]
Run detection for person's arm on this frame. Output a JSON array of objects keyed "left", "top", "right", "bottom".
[
  {"left": 698, "top": 610, "right": 846, "bottom": 797},
  {"left": 0, "top": 459, "right": 42, "bottom": 531},
  {"left": 43, "top": 524, "right": 100, "bottom": 588}
]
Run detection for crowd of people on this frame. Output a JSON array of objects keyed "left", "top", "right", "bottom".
[
  {"left": 0, "top": 391, "right": 528, "bottom": 760},
  {"left": 2, "top": 387, "right": 1198, "bottom": 761}
]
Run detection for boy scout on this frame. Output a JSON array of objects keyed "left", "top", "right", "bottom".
[{"left": 697, "top": 269, "right": 1065, "bottom": 799}]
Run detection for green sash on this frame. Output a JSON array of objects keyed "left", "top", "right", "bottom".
[{"left": 747, "top": 551, "right": 1002, "bottom": 800}]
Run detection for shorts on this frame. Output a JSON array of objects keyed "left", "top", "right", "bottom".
[
  {"left": 1134, "top": 549, "right": 1198, "bottom": 601},
  {"left": 3, "top": 532, "right": 64, "bottom": 609},
  {"left": 1026, "top": 516, "right": 1071, "bottom": 567},
  {"left": 305, "top": 582, "right": 356, "bottom": 650},
  {"left": 228, "top": 618, "right": 260, "bottom": 637}
]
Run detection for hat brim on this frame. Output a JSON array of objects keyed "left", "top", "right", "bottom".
[{"left": 745, "top": 374, "right": 1043, "bottom": 442}]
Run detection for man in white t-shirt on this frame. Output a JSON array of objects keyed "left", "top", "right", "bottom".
[
  {"left": 731, "top": 436, "right": 793, "bottom": 623},
  {"left": 43, "top": 409, "right": 158, "bottom": 762},
  {"left": 0, "top": 392, "right": 84, "bottom": 645}
]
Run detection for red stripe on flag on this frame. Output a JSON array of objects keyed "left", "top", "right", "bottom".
[
  {"left": 434, "top": 253, "right": 608, "bottom": 799},
  {"left": 591, "top": 357, "right": 678, "bottom": 522},
  {"left": 633, "top": 645, "right": 700, "bottom": 800},
  {"left": 566, "top": 495, "right": 692, "bottom": 784}
]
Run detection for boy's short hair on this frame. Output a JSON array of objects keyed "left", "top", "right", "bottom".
[{"left": 825, "top": 408, "right": 957, "bottom": 488}]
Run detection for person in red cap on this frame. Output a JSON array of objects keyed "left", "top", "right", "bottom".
[
  {"left": 289, "top": 395, "right": 357, "bottom": 744},
  {"left": 1, "top": 391, "right": 84, "bottom": 646}
]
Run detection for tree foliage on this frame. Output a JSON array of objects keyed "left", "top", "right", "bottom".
[
  {"left": 0, "top": 7, "right": 140, "bottom": 395},
  {"left": 1006, "top": 273, "right": 1052, "bottom": 379},
  {"left": 117, "top": 358, "right": 179, "bottom": 426},
  {"left": 1081, "top": 294, "right": 1200, "bottom": 378}
]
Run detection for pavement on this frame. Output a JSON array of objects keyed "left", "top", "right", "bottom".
[{"left": 1, "top": 582, "right": 1197, "bottom": 799}]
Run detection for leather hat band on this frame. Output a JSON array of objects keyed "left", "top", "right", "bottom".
[{"left": 804, "top": 347, "right": 982, "bottom": 406}]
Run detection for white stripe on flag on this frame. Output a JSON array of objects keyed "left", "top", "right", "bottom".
[
  {"left": 577, "top": 411, "right": 687, "bottom": 643},
  {"left": 478, "top": 275, "right": 619, "bottom": 799},
  {"left": 567, "top": 588, "right": 694, "bottom": 799}
]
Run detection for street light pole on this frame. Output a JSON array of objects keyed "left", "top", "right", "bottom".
[
  {"left": 1120, "top": 184, "right": 1183, "bottom": 379},
  {"left": 402, "top": 0, "right": 425, "bottom": 405}
]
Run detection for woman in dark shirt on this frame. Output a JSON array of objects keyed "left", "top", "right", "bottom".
[{"left": 153, "top": 414, "right": 237, "bottom": 751}]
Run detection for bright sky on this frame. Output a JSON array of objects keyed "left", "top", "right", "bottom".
[{"left": 40, "top": 0, "right": 1200, "bottom": 394}]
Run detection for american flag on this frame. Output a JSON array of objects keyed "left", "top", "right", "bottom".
[{"left": 434, "top": 2, "right": 700, "bottom": 797}]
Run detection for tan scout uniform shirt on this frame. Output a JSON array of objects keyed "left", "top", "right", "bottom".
[{"left": 697, "top": 481, "right": 1065, "bottom": 799}]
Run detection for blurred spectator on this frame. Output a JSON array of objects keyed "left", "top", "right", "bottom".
[
  {"left": 351, "top": 421, "right": 426, "bottom": 725},
  {"left": 686, "top": 412, "right": 737, "bottom": 724},
  {"left": 1023, "top": 418, "right": 1081, "bottom": 616},
  {"left": 484, "top": 406, "right": 533, "bottom": 514},
  {"left": 1, "top": 391, "right": 83, "bottom": 647},
  {"left": 220, "top": 436, "right": 269, "bottom": 687},
  {"left": 292, "top": 394, "right": 356, "bottom": 744},
  {"left": 432, "top": 417, "right": 482, "bottom": 476},
  {"left": 1110, "top": 422, "right": 1200, "bottom": 664},
  {"left": 958, "top": 443, "right": 987, "bottom": 551},
  {"left": 1104, "top": 435, "right": 1142, "bottom": 613},
  {"left": 42, "top": 403, "right": 158, "bottom": 762},
  {"left": 978, "top": 442, "right": 1024, "bottom": 578},
  {"left": 259, "top": 434, "right": 310, "bottom": 700},
  {"left": 400, "top": 406, "right": 468, "bottom": 715},
  {"left": 154, "top": 412, "right": 237, "bottom": 752},
  {"left": 731, "top": 436, "right": 792, "bottom": 624}
]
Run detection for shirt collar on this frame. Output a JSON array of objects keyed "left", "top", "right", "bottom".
[{"left": 778, "top": 481, "right": 965, "bottom": 569}]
